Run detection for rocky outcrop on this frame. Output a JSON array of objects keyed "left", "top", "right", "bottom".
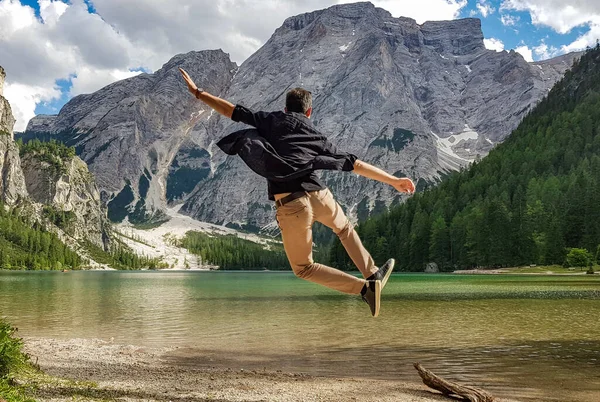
[
  {"left": 20, "top": 153, "right": 109, "bottom": 248},
  {"left": 0, "top": 136, "right": 28, "bottom": 206},
  {"left": 0, "top": 66, "right": 28, "bottom": 206},
  {"left": 0, "top": 66, "right": 4, "bottom": 97},
  {"left": 1, "top": 67, "right": 16, "bottom": 139},
  {"left": 22, "top": 2, "right": 581, "bottom": 228}
]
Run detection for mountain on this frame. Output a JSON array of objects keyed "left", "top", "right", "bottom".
[
  {"left": 332, "top": 45, "right": 600, "bottom": 271},
  {"left": 21, "top": 2, "right": 580, "bottom": 229}
]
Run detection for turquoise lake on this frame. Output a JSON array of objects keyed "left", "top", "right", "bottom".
[{"left": 0, "top": 271, "right": 599, "bottom": 401}]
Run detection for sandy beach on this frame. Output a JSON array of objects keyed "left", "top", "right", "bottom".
[{"left": 20, "top": 337, "right": 510, "bottom": 402}]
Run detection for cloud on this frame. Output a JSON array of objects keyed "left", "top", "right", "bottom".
[
  {"left": 476, "top": 0, "right": 495, "bottom": 18},
  {"left": 484, "top": 38, "right": 505, "bottom": 52},
  {"left": 0, "top": 0, "right": 144, "bottom": 130},
  {"left": 500, "top": 13, "right": 519, "bottom": 26},
  {"left": 501, "top": 0, "right": 600, "bottom": 34},
  {"left": 533, "top": 41, "right": 560, "bottom": 60},
  {"left": 39, "top": 0, "right": 68, "bottom": 26},
  {"left": 562, "top": 23, "right": 600, "bottom": 53},
  {"left": 70, "top": 67, "right": 142, "bottom": 97},
  {"left": 3, "top": 82, "right": 62, "bottom": 131},
  {"left": 337, "top": 0, "right": 468, "bottom": 23},
  {"left": 515, "top": 44, "right": 534, "bottom": 62}
]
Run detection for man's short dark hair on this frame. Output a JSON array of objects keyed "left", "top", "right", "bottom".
[{"left": 286, "top": 88, "right": 312, "bottom": 114}]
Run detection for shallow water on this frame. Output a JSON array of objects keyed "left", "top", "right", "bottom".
[{"left": 1, "top": 271, "right": 599, "bottom": 401}]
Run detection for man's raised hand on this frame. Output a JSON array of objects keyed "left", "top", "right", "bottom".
[{"left": 179, "top": 68, "right": 198, "bottom": 96}]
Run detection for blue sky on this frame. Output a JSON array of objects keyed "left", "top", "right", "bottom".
[
  {"left": 1, "top": 0, "right": 598, "bottom": 131},
  {"left": 459, "top": 0, "right": 592, "bottom": 59}
]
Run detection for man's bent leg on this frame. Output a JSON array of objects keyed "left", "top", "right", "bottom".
[
  {"left": 311, "top": 189, "right": 378, "bottom": 278},
  {"left": 276, "top": 198, "right": 365, "bottom": 294}
]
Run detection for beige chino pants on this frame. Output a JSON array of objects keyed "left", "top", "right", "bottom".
[{"left": 275, "top": 188, "right": 378, "bottom": 294}]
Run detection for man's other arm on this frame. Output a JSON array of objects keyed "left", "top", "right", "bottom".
[
  {"left": 179, "top": 68, "right": 235, "bottom": 118},
  {"left": 353, "top": 160, "right": 416, "bottom": 194}
]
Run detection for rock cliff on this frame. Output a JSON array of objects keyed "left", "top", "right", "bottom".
[
  {"left": 0, "top": 65, "right": 29, "bottom": 206},
  {"left": 20, "top": 151, "right": 108, "bottom": 248}
]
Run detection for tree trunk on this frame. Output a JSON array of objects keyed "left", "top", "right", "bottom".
[{"left": 413, "top": 362, "right": 495, "bottom": 402}]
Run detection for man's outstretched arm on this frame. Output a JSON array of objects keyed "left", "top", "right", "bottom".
[
  {"left": 353, "top": 160, "right": 416, "bottom": 194},
  {"left": 179, "top": 68, "right": 235, "bottom": 118}
]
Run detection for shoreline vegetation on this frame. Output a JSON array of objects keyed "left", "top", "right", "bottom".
[{"left": 1, "top": 263, "right": 597, "bottom": 274}]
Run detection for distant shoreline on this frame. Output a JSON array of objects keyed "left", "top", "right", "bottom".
[{"left": 1, "top": 267, "right": 596, "bottom": 275}]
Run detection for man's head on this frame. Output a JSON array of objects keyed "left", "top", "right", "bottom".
[{"left": 285, "top": 87, "right": 312, "bottom": 117}]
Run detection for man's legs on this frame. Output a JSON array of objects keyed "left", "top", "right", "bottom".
[
  {"left": 276, "top": 196, "right": 365, "bottom": 294},
  {"left": 311, "top": 189, "right": 378, "bottom": 279}
]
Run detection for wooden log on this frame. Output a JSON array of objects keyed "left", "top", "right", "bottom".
[{"left": 413, "top": 362, "right": 495, "bottom": 402}]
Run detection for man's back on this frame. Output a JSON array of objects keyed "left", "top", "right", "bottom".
[{"left": 230, "top": 105, "right": 357, "bottom": 199}]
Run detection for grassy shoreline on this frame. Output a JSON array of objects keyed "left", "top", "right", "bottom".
[{"left": 454, "top": 264, "right": 598, "bottom": 274}]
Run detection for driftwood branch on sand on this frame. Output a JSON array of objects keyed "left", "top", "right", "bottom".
[{"left": 413, "top": 362, "right": 495, "bottom": 402}]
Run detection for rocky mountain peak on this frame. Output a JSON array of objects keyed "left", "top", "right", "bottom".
[
  {"left": 274, "top": 2, "right": 484, "bottom": 58},
  {"left": 0, "top": 65, "right": 15, "bottom": 138},
  {"left": 0, "top": 65, "right": 5, "bottom": 97}
]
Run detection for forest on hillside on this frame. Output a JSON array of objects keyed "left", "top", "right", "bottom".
[
  {"left": 330, "top": 45, "right": 600, "bottom": 272},
  {"left": 0, "top": 204, "right": 82, "bottom": 270},
  {"left": 181, "top": 231, "right": 289, "bottom": 270}
]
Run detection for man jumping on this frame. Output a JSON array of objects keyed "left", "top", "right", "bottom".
[{"left": 180, "top": 68, "right": 415, "bottom": 317}]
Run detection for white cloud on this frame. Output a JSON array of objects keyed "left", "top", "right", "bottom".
[
  {"left": 0, "top": 0, "right": 36, "bottom": 35},
  {"left": 39, "top": 0, "right": 68, "bottom": 26},
  {"left": 501, "top": 0, "right": 600, "bottom": 33},
  {"left": 70, "top": 67, "right": 143, "bottom": 97},
  {"left": 337, "top": 0, "right": 468, "bottom": 23},
  {"left": 484, "top": 38, "right": 505, "bottom": 52},
  {"left": 0, "top": 0, "right": 144, "bottom": 130},
  {"left": 476, "top": 0, "right": 495, "bottom": 18},
  {"left": 500, "top": 13, "right": 519, "bottom": 26},
  {"left": 562, "top": 23, "right": 600, "bottom": 53},
  {"left": 533, "top": 41, "right": 560, "bottom": 60},
  {"left": 515, "top": 44, "right": 534, "bottom": 62},
  {"left": 3, "top": 82, "right": 61, "bottom": 131}
]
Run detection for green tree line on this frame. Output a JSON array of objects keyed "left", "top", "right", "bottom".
[
  {"left": 330, "top": 44, "right": 600, "bottom": 271},
  {"left": 81, "top": 239, "right": 166, "bottom": 270},
  {"left": 0, "top": 202, "right": 159, "bottom": 270},
  {"left": 181, "top": 231, "right": 289, "bottom": 270},
  {"left": 0, "top": 205, "right": 82, "bottom": 270},
  {"left": 16, "top": 139, "right": 76, "bottom": 174}
]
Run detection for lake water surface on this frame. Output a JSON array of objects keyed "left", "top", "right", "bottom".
[{"left": 1, "top": 271, "right": 599, "bottom": 401}]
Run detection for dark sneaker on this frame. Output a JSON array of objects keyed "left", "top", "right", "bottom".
[
  {"left": 368, "top": 258, "right": 395, "bottom": 289},
  {"left": 361, "top": 280, "right": 381, "bottom": 317}
]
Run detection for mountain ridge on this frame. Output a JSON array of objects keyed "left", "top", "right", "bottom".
[{"left": 21, "top": 2, "right": 581, "bottom": 229}]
